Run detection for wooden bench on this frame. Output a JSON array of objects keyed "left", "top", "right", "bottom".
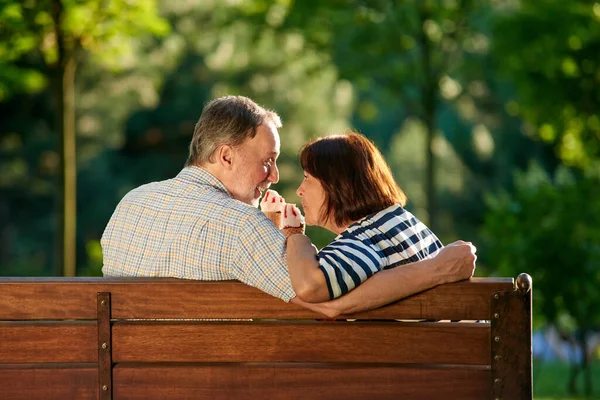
[{"left": 0, "top": 274, "right": 532, "bottom": 400}]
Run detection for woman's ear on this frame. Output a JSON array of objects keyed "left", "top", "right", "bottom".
[{"left": 216, "top": 145, "right": 235, "bottom": 170}]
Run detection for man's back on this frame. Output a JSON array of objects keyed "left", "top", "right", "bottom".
[{"left": 101, "top": 167, "right": 296, "bottom": 301}]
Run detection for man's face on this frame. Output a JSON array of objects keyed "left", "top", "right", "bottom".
[{"left": 229, "top": 121, "right": 280, "bottom": 207}]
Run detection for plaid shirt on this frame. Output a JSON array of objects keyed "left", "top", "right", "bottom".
[
  {"left": 101, "top": 166, "right": 296, "bottom": 302},
  {"left": 318, "top": 204, "right": 443, "bottom": 299}
]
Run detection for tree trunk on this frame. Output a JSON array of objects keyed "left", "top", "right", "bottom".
[
  {"left": 582, "top": 334, "right": 592, "bottom": 396},
  {"left": 60, "top": 56, "right": 77, "bottom": 277},
  {"left": 418, "top": 3, "right": 437, "bottom": 230},
  {"left": 51, "top": 0, "right": 78, "bottom": 277},
  {"left": 567, "top": 333, "right": 593, "bottom": 395},
  {"left": 567, "top": 360, "right": 579, "bottom": 395},
  {"left": 423, "top": 82, "right": 436, "bottom": 230}
]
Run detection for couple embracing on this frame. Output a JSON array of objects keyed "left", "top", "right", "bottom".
[{"left": 101, "top": 95, "right": 476, "bottom": 317}]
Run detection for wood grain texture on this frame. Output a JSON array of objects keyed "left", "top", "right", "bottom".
[
  {"left": 0, "top": 364, "right": 97, "bottom": 400},
  {"left": 491, "top": 289, "right": 533, "bottom": 399},
  {"left": 0, "top": 277, "right": 513, "bottom": 320},
  {"left": 113, "top": 363, "right": 492, "bottom": 400},
  {"left": 0, "top": 276, "right": 530, "bottom": 400},
  {"left": 98, "top": 293, "right": 113, "bottom": 400},
  {"left": 0, "top": 322, "right": 97, "bottom": 363},
  {"left": 112, "top": 321, "right": 490, "bottom": 365}
]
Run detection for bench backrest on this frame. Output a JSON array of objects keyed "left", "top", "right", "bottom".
[{"left": 0, "top": 276, "right": 532, "bottom": 400}]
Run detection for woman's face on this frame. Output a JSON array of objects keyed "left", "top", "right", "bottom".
[{"left": 296, "top": 171, "right": 327, "bottom": 227}]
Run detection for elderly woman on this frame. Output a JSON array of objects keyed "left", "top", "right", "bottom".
[{"left": 286, "top": 132, "right": 443, "bottom": 302}]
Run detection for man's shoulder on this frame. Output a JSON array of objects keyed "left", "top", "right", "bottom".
[
  {"left": 112, "top": 176, "right": 272, "bottom": 232},
  {"left": 120, "top": 179, "right": 173, "bottom": 202},
  {"left": 222, "top": 201, "right": 274, "bottom": 228}
]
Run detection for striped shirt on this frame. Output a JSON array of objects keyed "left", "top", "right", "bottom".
[
  {"left": 318, "top": 204, "right": 443, "bottom": 299},
  {"left": 101, "top": 166, "right": 296, "bottom": 302}
]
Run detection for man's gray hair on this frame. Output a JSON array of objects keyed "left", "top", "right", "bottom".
[{"left": 185, "top": 95, "right": 282, "bottom": 166}]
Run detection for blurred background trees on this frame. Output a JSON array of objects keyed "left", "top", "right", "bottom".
[
  {"left": 484, "top": 164, "right": 600, "bottom": 395},
  {"left": 1, "top": 0, "right": 599, "bottom": 396},
  {"left": 0, "top": 0, "right": 168, "bottom": 276}
]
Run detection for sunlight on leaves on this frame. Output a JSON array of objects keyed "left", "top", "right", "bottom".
[
  {"left": 539, "top": 124, "right": 556, "bottom": 142},
  {"left": 561, "top": 57, "right": 580, "bottom": 77},
  {"left": 472, "top": 124, "right": 495, "bottom": 160},
  {"left": 439, "top": 75, "right": 462, "bottom": 100}
]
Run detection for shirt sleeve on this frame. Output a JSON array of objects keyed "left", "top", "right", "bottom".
[
  {"left": 317, "top": 238, "right": 384, "bottom": 299},
  {"left": 231, "top": 210, "right": 297, "bottom": 302}
]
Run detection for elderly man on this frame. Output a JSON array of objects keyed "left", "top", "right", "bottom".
[{"left": 101, "top": 95, "right": 476, "bottom": 317}]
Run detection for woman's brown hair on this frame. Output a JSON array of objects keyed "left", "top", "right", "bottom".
[{"left": 299, "top": 132, "right": 407, "bottom": 227}]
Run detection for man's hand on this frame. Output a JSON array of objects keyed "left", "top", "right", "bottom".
[{"left": 433, "top": 240, "right": 477, "bottom": 285}]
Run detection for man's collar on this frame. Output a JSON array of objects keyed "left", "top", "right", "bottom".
[{"left": 177, "top": 166, "right": 231, "bottom": 197}]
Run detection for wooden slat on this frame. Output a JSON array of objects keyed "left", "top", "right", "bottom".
[
  {"left": 0, "top": 277, "right": 514, "bottom": 320},
  {"left": 0, "top": 322, "right": 97, "bottom": 363},
  {"left": 113, "top": 321, "right": 490, "bottom": 365},
  {"left": 113, "top": 363, "right": 492, "bottom": 400},
  {"left": 0, "top": 364, "right": 97, "bottom": 400}
]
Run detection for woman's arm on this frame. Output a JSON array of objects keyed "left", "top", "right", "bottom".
[
  {"left": 285, "top": 234, "right": 329, "bottom": 303},
  {"left": 290, "top": 241, "right": 477, "bottom": 318}
]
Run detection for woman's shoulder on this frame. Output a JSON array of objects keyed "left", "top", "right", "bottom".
[
  {"left": 348, "top": 204, "right": 408, "bottom": 231},
  {"left": 340, "top": 204, "right": 436, "bottom": 243}
]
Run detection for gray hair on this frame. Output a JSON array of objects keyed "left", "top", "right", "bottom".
[{"left": 185, "top": 95, "right": 282, "bottom": 166}]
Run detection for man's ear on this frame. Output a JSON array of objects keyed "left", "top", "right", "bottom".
[{"left": 216, "top": 144, "right": 235, "bottom": 170}]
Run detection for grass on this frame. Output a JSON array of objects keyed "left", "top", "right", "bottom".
[{"left": 534, "top": 359, "right": 600, "bottom": 399}]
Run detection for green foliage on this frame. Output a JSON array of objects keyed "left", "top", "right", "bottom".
[
  {"left": 235, "top": 0, "right": 509, "bottom": 235},
  {"left": 483, "top": 164, "right": 600, "bottom": 331},
  {"left": 0, "top": 0, "right": 169, "bottom": 98},
  {"left": 1, "top": 0, "right": 599, "bottom": 332},
  {"left": 102, "top": 1, "right": 352, "bottom": 249},
  {"left": 0, "top": 0, "right": 169, "bottom": 276},
  {"left": 0, "top": 65, "right": 46, "bottom": 99},
  {"left": 492, "top": 1, "right": 600, "bottom": 169},
  {"left": 246, "top": 0, "right": 491, "bottom": 143}
]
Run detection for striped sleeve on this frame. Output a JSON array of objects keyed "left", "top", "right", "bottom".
[{"left": 317, "top": 238, "right": 383, "bottom": 299}]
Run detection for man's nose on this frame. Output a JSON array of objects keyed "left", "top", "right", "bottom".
[
  {"left": 296, "top": 184, "right": 303, "bottom": 197},
  {"left": 268, "top": 163, "right": 279, "bottom": 183}
]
